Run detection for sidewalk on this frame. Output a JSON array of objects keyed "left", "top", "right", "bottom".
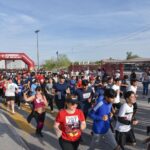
[{"left": 0, "top": 109, "right": 29, "bottom": 150}]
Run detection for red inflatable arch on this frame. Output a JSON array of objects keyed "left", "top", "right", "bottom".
[{"left": 0, "top": 53, "right": 35, "bottom": 71}]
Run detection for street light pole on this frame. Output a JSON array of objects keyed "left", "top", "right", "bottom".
[
  {"left": 56, "top": 51, "right": 59, "bottom": 71},
  {"left": 35, "top": 30, "right": 40, "bottom": 70},
  {"left": 56, "top": 51, "right": 59, "bottom": 61}
]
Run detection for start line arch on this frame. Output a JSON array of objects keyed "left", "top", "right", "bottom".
[{"left": 0, "top": 53, "right": 35, "bottom": 71}]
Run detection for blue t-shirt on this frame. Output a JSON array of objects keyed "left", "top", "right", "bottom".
[{"left": 31, "top": 83, "right": 37, "bottom": 96}]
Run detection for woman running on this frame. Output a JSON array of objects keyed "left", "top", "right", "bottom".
[
  {"left": 24, "top": 86, "right": 48, "bottom": 137},
  {"left": 54, "top": 94, "right": 86, "bottom": 150},
  {"left": 5, "top": 78, "right": 18, "bottom": 114}
]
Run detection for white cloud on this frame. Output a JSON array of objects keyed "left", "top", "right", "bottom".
[
  {"left": 19, "top": 14, "right": 36, "bottom": 24},
  {"left": 0, "top": 12, "right": 39, "bottom": 35}
]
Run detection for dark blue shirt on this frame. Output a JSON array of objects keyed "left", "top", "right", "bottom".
[
  {"left": 75, "top": 87, "right": 93, "bottom": 112},
  {"left": 53, "top": 82, "right": 69, "bottom": 101},
  {"left": 75, "top": 87, "right": 93, "bottom": 102}
]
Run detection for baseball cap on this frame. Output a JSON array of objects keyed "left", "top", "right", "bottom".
[{"left": 66, "top": 95, "right": 79, "bottom": 104}]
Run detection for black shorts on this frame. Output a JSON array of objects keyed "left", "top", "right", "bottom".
[
  {"left": 116, "top": 129, "right": 136, "bottom": 146},
  {"left": 6, "top": 96, "right": 15, "bottom": 101},
  {"left": 59, "top": 137, "right": 80, "bottom": 150}
]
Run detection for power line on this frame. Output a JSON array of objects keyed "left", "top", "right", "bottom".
[{"left": 63, "top": 24, "right": 150, "bottom": 54}]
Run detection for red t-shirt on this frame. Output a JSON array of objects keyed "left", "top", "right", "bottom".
[
  {"left": 56, "top": 109, "right": 85, "bottom": 142},
  {"left": 77, "top": 80, "right": 82, "bottom": 88}
]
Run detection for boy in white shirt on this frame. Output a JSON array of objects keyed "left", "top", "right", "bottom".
[{"left": 115, "top": 91, "right": 138, "bottom": 150}]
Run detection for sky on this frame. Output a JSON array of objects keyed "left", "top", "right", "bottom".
[{"left": 0, "top": 0, "right": 150, "bottom": 64}]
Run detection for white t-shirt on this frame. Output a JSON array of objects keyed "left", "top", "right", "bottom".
[
  {"left": 127, "top": 85, "right": 137, "bottom": 94},
  {"left": 5, "top": 83, "right": 18, "bottom": 97},
  {"left": 115, "top": 103, "right": 133, "bottom": 132},
  {"left": 112, "top": 84, "right": 120, "bottom": 104},
  {"left": 115, "top": 73, "right": 120, "bottom": 79}
]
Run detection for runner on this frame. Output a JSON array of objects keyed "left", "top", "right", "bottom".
[
  {"left": 26, "top": 78, "right": 38, "bottom": 123},
  {"left": 24, "top": 86, "right": 48, "bottom": 137},
  {"left": 106, "top": 76, "right": 114, "bottom": 89},
  {"left": 88, "top": 88, "right": 120, "bottom": 150},
  {"left": 75, "top": 79, "right": 94, "bottom": 119},
  {"left": 141, "top": 71, "right": 149, "bottom": 96},
  {"left": 15, "top": 79, "right": 24, "bottom": 109},
  {"left": 45, "top": 77, "right": 54, "bottom": 113},
  {"left": 53, "top": 75, "right": 70, "bottom": 110},
  {"left": 127, "top": 79, "right": 138, "bottom": 117},
  {"left": 112, "top": 78, "right": 122, "bottom": 110},
  {"left": 54, "top": 94, "right": 86, "bottom": 150},
  {"left": 5, "top": 77, "right": 18, "bottom": 114},
  {"left": 115, "top": 91, "right": 138, "bottom": 150},
  {"left": 120, "top": 75, "right": 130, "bottom": 97}
]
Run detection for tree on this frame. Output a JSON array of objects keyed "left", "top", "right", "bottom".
[
  {"left": 95, "top": 61, "right": 101, "bottom": 65},
  {"left": 126, "top": 51, "right": 139, "bottom": 60},
  {"left": 43, "top": 54, "right": 71, "bottom": 70},
  {"left": 73, "top": 61, "right": 80, "bottom": 65}
]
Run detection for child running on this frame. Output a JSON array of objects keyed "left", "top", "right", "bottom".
[
  {"left": 115, "top": 91, "right": 138, "bottom": 150},
  {"left": 88, "top": 88, "right": 120, "bottom": 150}
]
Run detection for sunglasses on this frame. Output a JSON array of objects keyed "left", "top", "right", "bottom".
[{"left": 69, "top": 102, "right": 78, "bottom": 105}]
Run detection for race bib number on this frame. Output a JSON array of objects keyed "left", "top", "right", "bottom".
[
  {"left": 83, "top": 93, "right": 91, "bottom": 99},
  {"left": 66, "top": 116, "right": 79, "bottom": 124}
]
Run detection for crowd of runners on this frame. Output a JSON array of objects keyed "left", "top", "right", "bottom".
[{"left": 0, "top": 69, "right": 149, "bottom": 150}]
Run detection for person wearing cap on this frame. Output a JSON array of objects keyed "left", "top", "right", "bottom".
[
  {"left": 75, "top": 79, "right": 94, "bottom": 119},
  {"left": 54, "top": 94, "right": 86, "bottom": 150},
  {"left": 52, "top": 75, "right": 70, "bottom": 110}
]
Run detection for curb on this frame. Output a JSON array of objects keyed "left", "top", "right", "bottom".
[{"left": 0, "top": 109, "right": 30, "bottom": 150}]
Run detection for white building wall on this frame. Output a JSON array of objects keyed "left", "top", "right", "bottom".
[
  {"left": 0, "top": 60, "right": 26, "bottom": 69},
  {"left": 0, "top": 60, "right": 5, "bottom": 69},
  {"left": 6, "top": 60, "right": 26, "bottom": 69}
]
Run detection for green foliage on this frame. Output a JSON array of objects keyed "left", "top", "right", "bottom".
[
  {"left": 95, "top": 61, "right": 101, "bottom": 64},
  {"left": 126, "top": 51, "right": 139, "bottom": 60},
  {"left": 43, "top": 54, "right": 71, "bottom": 70},
  {"left": 73, "top": 61, "right": 80, "bottom": 65}
]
